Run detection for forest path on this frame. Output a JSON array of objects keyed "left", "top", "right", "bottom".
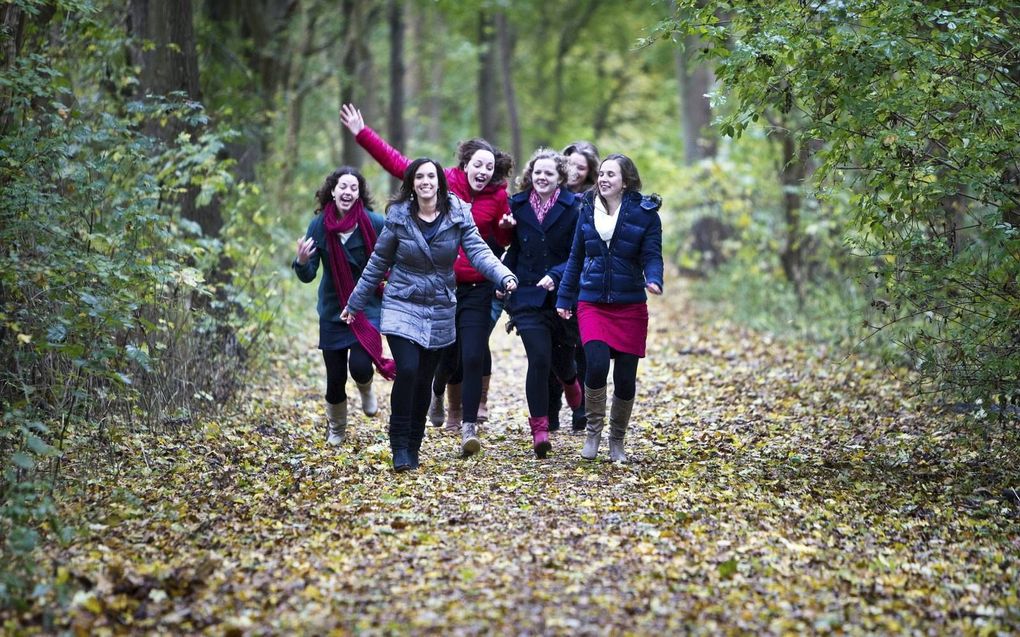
[{"left": 49, "top": 282, "right": 1019, "bottom": 635}]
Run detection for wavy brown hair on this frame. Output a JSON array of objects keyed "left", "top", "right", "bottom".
[{"left": 516, "top": 148, "right": 569, "bottom": 192}]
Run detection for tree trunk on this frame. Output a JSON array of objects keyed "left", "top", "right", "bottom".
[
  {"left": 592, "top": 54, "right": 632, "bottom": 139},
  {"left": 280, "top": 8, "right": 325, "bottom": 192},
  {"left": 777, "top": 127, "right": 809, "bottom": 305},
  {"left": 0, "top": 5, "right": 26, "bottom": 135},
  {"left": 548, "top": 0, "right": 601, "bottom": 141},
  {"left": 339, "top": 0, "right": 378, "bottom": 167},
  {"left": 129, "top": 0, "right": 223, "bottom": 238},
  {"left": 677, "top": 36, "right": 716, "bottom": 163},
  {"left": 387, "top": 0, "right": 407, "bottom": 152},
  {"left": 673, "top": 0, "right": 716, "bottom": 164},
  {"left": 495, "top": 12, "right": 521, "bottom": 164},
  {"left": 477, "top": 10, "right": 499, "bottom": 141}
]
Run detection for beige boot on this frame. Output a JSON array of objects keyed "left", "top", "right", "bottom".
[
  {"left": 580, "top": 385, "right": 607, "bottom": 460},
  {"left": 444, "top": 383, "right": 463, "bottom": 434},
  {"left": 477, "top": 375, "right": 491, "bottom": 423},
  {"left": 356, "top": 380, "right": 378, "bottom": 417},
  {"left": 608, "top": 395, "right": 634, "bottom": 463},
  {"left": 326, "top": 400, "right": 348, "bottom": 445}
]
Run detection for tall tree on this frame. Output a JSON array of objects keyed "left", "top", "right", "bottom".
[
  {"left": 128, "top": 0, "right": 222, "bottom": 238},
  {"left": 673, "top": 1, "right": 716, "bottom": 164},
  {"left": 495, "top": 11, "right": 521, "bottom": 163},
  {"left": 339, "top": 0, "right": 379, "bottom": 167},
  {"left": 677, "top": 36, "right": 716, "bottom": 163},
  {"left": 477, "top": 9, "right": 499, "bottom": 141},
  {"left": 388, "top": 0, "right": 407, "bottom": 151}
]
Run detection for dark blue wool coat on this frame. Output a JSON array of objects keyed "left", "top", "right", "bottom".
[{"left": 503, "top": 188, "right": 580, "bottom": 311}]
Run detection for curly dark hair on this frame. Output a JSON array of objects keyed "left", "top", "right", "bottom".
[
  {"left": 516, "top": 148, "right": 569, "bottom": 192},
  {"left": 389, "top": 157, "right": 452, "bottom": 218},
  {"left": 314, "top": 166, "right": 373, "bottom": 212},
  {"left": 456, "top": 138, "right": 514, "bottom": 186}
]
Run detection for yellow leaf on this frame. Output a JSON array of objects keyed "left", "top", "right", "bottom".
[{"left": 17, "top": 333, "right": 31, "bottom": 344}]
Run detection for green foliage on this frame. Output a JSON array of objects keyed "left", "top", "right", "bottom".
[
  {"left": 662, "top": 1, "right": 1020, "bottom": 404},
  {"left": 0, "top": 1, "right": 277, "bottom": 610}
]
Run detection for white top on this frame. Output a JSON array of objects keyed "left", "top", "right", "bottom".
[{"left": 593, "top": 197, "right": 621, "bottom": 245}]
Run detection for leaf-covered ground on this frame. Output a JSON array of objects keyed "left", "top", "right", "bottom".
[{"left": 14, "top": 283, "right": 1020, "bottom": 634}]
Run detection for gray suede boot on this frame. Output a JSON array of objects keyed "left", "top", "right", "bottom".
[
  {"left": 326, "top": 400, "right": 348, "bottom": 445},
  {"left": 581, "top": 385, "right": 607, "bottom": 460},
  {"left": 460, "top": 421, "right": 481, "bottom": 457},
  {"left": 428, "top": 390, "right": 445, "bottom": 426},
  {"left": 356, "top": 380, "right": 378, "bottom": 417},
  {"left": 608, "top": 395, "right": 635, "bottom": 463}
]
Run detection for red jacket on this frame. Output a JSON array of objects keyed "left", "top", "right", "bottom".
[{"left": 355, "top": 127, "right": 512, "bottom": 284}]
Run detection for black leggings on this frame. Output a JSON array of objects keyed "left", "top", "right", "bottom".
[
  {"left": 583, "top": 340, "right": 639, "bottom": 401},
  {"left": 387, "top": 335, "right": 442, "bottom": 451},
  {"left": 431, "top": 305, "right": 492, "bottom": 422},
  {"left": 322, "top": 345, "right": 374, "bottom": 404},
  {"left": 520, "top": 328, "right": 577, "bottom": 417}
]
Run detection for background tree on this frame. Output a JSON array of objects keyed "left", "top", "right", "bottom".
[{"left": 661, "top": 0, "right": 1020, "bottom": 405}]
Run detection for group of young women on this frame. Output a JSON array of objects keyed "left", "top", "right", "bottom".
[{"left": 293, "top": 104, "right": 663, "bottom": 472}]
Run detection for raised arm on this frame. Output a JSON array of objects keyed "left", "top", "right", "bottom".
[{"left": 340, "top": 103, "right": 411, "bottom": 180}]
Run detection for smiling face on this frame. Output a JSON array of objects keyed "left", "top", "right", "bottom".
[
  {"left": 332, "top": 174, "right": 360, "bottom": 212},
  {"left": 531, "top": 158, "right": 561, "bottom": 199},
  {"left": 414, "top": 162, "right": 439, "bottom": 203},
  {"left": 567, "top": 153, "right": 589, "bottom": 190},
  {"left": 597, "top": 159, "right": 624, "bottom": 200},
  {"left": 465, "top": 149, "right": 495, "bottom": 193}
]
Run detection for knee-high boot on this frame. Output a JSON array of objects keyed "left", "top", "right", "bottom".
[
  {"left": 580, "top": 385, "right": 607, "bottom": 460},
  {"left": 608, "top": 395, "right": 635, "bottom": 463}
]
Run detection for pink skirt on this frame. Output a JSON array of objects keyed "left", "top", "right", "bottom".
[{"left": 576, "top": 301, "right": 648, "bottom": 357}]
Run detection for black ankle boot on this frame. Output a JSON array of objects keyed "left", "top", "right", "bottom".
[{"left": 392, "top": 449, "right": 412, "bottom": 472}]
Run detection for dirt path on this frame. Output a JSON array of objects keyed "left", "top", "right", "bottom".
[{"left": 39, "top": 284, "right": 1020, "bottom": 634}]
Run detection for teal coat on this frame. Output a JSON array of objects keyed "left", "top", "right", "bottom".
[{"left": 292, "top": 209, "right": 385, "bottom": 348}]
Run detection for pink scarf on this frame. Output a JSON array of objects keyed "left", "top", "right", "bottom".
[
  {"left": 323, "top": 199, "right": 396, "bottom": 380},
  {"left": 529, "top": 187, "right": 560, "bottom": 224}
]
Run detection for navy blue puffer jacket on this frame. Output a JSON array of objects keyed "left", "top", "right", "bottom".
[{"left": 556, "top": 190, "right": 663, "bottom": 307}]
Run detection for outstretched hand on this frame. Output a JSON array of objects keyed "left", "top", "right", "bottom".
[
  {"left": 340, "top": 103, "right": 365, "bottom": 136},
  {"left": 498, "top": 213, "right": 516, "bottom": 230},
  {"left": 296, "top": 237, "right": 316, "bottom": 265}
]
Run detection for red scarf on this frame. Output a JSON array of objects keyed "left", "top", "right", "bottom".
[{"left": 323, "top": 199, "right": 396, "bottom": 380}]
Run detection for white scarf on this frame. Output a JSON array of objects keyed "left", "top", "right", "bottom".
[{"left": 593, "top": 196, "right": 620, "bottom": 245}]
